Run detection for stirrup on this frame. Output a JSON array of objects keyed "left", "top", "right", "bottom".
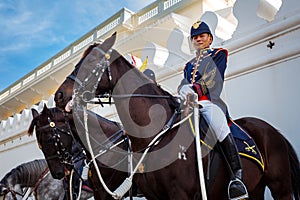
[{"left": 228, "top": 178, "right": 249, "bottom": 200}]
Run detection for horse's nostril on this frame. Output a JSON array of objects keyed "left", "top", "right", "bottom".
[{"left": 55, "top": 92, "right": 63, "bottom": 101}]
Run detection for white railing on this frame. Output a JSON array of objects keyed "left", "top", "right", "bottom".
[
  {"left": 37, "top": 63, "right": 52, "bottom": 77},
  {"left": 0, "top": 91, "right": 9, "bottom": 101},
  {"left": 97, "top": 17, "right": 121, "bottom": 38},
  {"left": 23, "top": 74, "right": 35, "bottom": 86},
  {"left": 138, "top": 6, "right": 159, "bottom": 25},
  {"left": 53, "top": 50, "right": 71, "bottom": 66},
  {"left": 10, "top": 83, "right": 21, "bottom": 94},
  {"left": 73, "top": 35, "right": 94, "bottom": 53},
  {"left": 164, "top": 0, "right": 182, "bottom": 10}
]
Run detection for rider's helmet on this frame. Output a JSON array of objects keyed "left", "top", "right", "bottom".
[
  {"left": 190, "top": 21, "right": 212, "bottom": 39},
  {"left": 143, "top": 69, "right": 156, "bottom": 83}
]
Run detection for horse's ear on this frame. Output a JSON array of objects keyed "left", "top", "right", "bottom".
[
  {"left": 101, "top": 32, "right": 117, "bottom": 51},
  {"left": 31, "top": 108, "right": 39, "bottom": 119},
  {"left": 28, "top": 109, "right": 39, "bottom": 136},
  {"left": 42, "top": 104, "right": 50, "bottom": 115}
]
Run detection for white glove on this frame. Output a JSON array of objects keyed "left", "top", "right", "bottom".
[
  {"left": 179, "top": 84, "right": 196, "bottom": 101},
  {"left": 65, "top": 99, "right": 73, "bottom": 112}
]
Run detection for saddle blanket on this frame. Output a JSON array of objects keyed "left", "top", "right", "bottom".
[
  {"left": 229, "top": 119, "right": 264, "bottom": 171},
  {"left": 189, "top": 117, "right": 265, "bottom": 171}
]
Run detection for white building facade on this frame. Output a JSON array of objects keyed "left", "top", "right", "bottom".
[{"left": 1, "top": 0, "right": 299, "bottom": 198}]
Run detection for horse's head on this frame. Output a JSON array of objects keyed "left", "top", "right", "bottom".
[
  {"left": 28, "top": 105, "right": 74, "bottom": 179},
  {"left": 55, "top": 32, "right": 120, "bottom": 110}
]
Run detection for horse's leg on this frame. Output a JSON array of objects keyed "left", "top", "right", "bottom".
[
  {"left": 206, "top": 165, "right": 229, "bottom": 200},
  {"left": 236, "top": 118, "right": 294, "bottom": 200},
  {"left": 208, "top": 154, "right": 265, "bottom": 199},
  {"left": 263, "top": 135, "right": 293, "bottom": 200},
  {"left": 242, "top": 159, "right": 265, "bottom": 199}
]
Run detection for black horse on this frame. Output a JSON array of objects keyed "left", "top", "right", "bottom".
[
  {"left": 54, "top": 33, "right": 300, "bottom": 199},
  {"left": 28, "top": 105, "right": 133, "bottom": 200}
]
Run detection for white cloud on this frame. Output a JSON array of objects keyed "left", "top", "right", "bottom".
[
  {"left": 0, "top": 0, "right": 156, "bottom": 51},
  {"left": 0, "top": 0, "right": 156, "bottom": 90},
  {"left": 0, "top": 1, "right": 57, "bottom": 52}
]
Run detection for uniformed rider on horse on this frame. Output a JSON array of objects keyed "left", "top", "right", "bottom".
[{"left": 178, "top": 20, "right": 248, "bottom": 200}]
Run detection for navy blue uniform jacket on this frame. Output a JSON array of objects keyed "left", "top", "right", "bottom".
[{"left": 181, "top": 48, "right": 229, "bottom": 115}]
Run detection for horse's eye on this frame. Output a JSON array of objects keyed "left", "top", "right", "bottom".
[{"left": 46, "top": 136, "right": 54, "bottom": 143}]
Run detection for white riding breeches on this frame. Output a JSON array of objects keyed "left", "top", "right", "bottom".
[{"left": 198, "top": 100, "right": 230, "bottom": 142}]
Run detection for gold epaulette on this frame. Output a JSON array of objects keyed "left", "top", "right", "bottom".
[{"left": 213, "top": 48, "right": 228, "bottom": 57}]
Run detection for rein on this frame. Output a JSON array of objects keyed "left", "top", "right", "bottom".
[
  {"left": 129, "top": 111, "right": 193, "bottom": 176},
  {"left": 72, "top": 109, "right": 128, "bottom": 158},
  {"left": 25, "top": 168, "right": 50, "bottom": 200},
  {"left": 3, "top": 187, "right": 23, "bottom": 200},
  {"left": 81, "top": 106, "right": 130, "bottom": 199},
  {"left": 89, "top": 93, "right": 173, "bottom": 106},
  {"left": 103, "top": 93, "right": 172, "bottom": 99}
]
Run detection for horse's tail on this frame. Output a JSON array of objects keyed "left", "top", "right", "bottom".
[{"left": 284, "top": 137, "right": 300, "bottom": 200}]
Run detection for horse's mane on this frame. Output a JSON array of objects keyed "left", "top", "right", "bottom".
[
  {"left": 28, "top": 116, "right": 38, "bottom": 136},
  {"left": 82, "top": 42, "right": 101, "bottom": 58},
  {"left": 74, "top": 42, "right": 102, "bottom": 70},
  {"left": 0, "top": 159, "right": 47, "bottom": 187}
]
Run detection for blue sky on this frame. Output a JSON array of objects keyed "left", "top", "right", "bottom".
[{"left": 0, "top": 0, "right": 155, "bottom": 92}]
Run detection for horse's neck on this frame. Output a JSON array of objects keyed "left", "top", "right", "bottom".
[
  {"left": 14, "top": 160, "right": 47, "bottom": 187},
  {"left": 113, "top": 66, "right": 173, "bottom": 147},
  {"left": 69, "top": 111, "right": 123, "bottom": 160},
  {"left": 3, "top": 169, "right": 30, "bottom": 189}
]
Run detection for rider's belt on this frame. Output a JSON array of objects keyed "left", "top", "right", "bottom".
[
  {"left": 198, "top": 95, "right": 209, "bottom": 101},
  {"left": 193, "top": 81, "right": 208, "bottom": 99}
]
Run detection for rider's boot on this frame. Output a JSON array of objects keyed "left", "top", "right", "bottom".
[{"left": 220, "top": 133, "right": 248, "bottom": 200}]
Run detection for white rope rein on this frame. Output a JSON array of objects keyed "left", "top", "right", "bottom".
[
  {"left": 83, "top": 105, "right": 193, "bottom": 199},
  {"left": 193, "top": 104, "right": 207, "bottom": 200},
  {"left": 83, "top": 106, "right": 124, "bottom": 199}
]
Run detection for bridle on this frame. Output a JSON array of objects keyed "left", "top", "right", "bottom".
[
  {"left": 66, "top": 45, "right": 174, "bottom": 108},
  {"left": 2, "top": 186, "right": 23, "bottom": 200},
  {"left": 67, "top": 46, "right": 113, "bottom": 104},
  {"left": 36, "top": 113, "right": 74, "bottom": 166},
  {"left": 36, "top": 110, "right": 130, "bottom": 168}
]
